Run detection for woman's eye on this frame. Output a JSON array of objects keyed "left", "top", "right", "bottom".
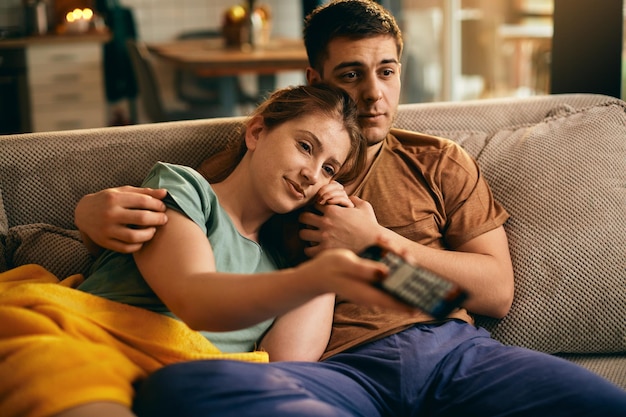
[
  {"left": 323, "top": 165, "right": 336, "bottom": 177},
  {"left": 299, "top": 141, "right": 312, "bottom": 153}
]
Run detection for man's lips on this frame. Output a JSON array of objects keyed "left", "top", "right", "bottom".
[{"left": 359, "top": 112, "right": 385, "bottom": 122}]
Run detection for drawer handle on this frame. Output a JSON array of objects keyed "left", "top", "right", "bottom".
[
  {"left": 49, "top": 54, "right": 79, "bottom": 63},
  {"left": 53, "top": 93, "right": 82, "bottom": 102},
  {"left": 52, "top": 73, "right": 82, "bottom": 82}
]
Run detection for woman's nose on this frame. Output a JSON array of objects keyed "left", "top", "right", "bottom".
[{"left": 300, "top": 164, "right": 321, "bottom": 185}]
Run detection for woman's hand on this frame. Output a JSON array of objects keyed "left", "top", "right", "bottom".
[
  {"left": 299, "top": 248, "right": 415, "bottom": 313},
  {"left": 299, "top": 196, "right": 384, "bottom": 257},
  {"left": 316, "top": 181, "right": 353, "bottom": 208}
]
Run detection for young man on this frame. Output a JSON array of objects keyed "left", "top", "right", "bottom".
[{"left": 75, "top": 1, "right": 626, "bottom": 415}]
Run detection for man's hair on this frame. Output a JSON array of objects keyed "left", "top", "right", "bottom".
[{"left": 303, "top": 0, "right": 403, "bottom": 74}]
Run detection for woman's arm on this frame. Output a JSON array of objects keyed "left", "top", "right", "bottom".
[
  {"left": 257, "top": 180, "right": 354, "bottom": 361},
  {"left": 133, "top": 208, "right": 398, "bottom": 333},
  {"left": 133, "top": 208, "right": 306, "bottom": 331},
  {"left": 258, "top": 293, "right": 335, "bottom": 361}
]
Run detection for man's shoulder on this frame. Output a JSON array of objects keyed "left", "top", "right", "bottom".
[
  {"left": 389, "top": 128, "right": 456, "bottom": 147},
  {"left": 388, "top": 128, "right": 463, "bottom": 156}
]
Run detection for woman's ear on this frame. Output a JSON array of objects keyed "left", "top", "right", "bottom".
[{"left": 245, "top": 115, "right": 265, "bottom": 151}]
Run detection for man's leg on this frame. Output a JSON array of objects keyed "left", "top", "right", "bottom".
[
  {"left": 410, "top": 321, "right": 626, "bottom": 417},
  {"left": 133, "top": 359, "right": 384, "bottom": 417}
]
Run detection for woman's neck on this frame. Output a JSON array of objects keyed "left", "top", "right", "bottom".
[{"left": 211, "top": 162, "right": 273, "bottom": 241}]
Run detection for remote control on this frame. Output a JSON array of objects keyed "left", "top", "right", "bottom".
[{"left": 359, "top": 245, "right": 468, "bottom": 319}]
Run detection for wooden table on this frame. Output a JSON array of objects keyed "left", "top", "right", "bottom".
[
  {"left": 147, "top": 37, "right": 308, "bottom": 115},
  {"left": 147, "top": 37, "right": 308, "bottom": 77}
]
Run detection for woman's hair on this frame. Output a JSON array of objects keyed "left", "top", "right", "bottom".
[
  {"left": 198, "top": 83, "right": 366, "bottom": 185},
  {"left": 303, "top": 0, "right": 403, "bottom": 75}
]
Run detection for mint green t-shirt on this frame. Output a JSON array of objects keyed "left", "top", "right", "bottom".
[{"left": 78, "top": 162, "right": 279, "bottom": 353}]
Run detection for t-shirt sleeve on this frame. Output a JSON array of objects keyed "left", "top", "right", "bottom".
[
  {"left": 141, "top": 162, "right": 215, "bottom": 235},
  {"left": 437, "top": 142, "right": 509, "bottom": 248},
  {"left": 362, "top": 132, "right": 509, "bottom": 251}
]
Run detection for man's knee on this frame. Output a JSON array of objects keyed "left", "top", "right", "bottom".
[
  {"left": 132, "top": 360, "right": 355, "bottom": 417},
  {"left": 133, "top": 360, "right": 246, "bottom": 416}
]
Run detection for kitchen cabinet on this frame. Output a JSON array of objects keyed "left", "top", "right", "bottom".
[{"left": 26, "top": 39, "right": 107, "bottom": 132}]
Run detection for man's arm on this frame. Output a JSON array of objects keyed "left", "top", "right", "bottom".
[
  {"left": 298, "top": 197, "right": 514, "bottom": 319},
  {"left": 74, "top": 186, "right": 168, "bottom": 255}
]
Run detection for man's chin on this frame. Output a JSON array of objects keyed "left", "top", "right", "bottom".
[{"left": 362, "top": 126, "right": 389, "bottom": 145}]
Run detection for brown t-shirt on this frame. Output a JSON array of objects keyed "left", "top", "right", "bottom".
[{"left": 321, "top": 129, "right": 510, "bottom": 360}]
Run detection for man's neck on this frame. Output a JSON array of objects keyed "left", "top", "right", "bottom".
[{"left": 345, "top": 139, "right": 385, "bottom": 195}]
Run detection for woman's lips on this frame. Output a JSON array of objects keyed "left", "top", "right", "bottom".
[{"left": 285, "top": 178, "right": 305, "bottom": 200}]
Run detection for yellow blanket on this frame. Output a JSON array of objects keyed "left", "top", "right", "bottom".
[{"left": 0, "top": 264, "right": 268, "bottom": 417}]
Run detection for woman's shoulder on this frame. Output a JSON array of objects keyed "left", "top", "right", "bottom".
[
  {"left": 145, "top": 162, "right": 208, "bottom": 184},
  {"left": 142, "top": 162, "right": 219, "bottom": 222},
  {"left": 142, "top": 162, "right": 215, "bottom": 206},
  {"left": 142, "top": 162, "right": 215, "bottom": 195}
]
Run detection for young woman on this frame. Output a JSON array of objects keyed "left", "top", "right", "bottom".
[{"left": 0, "top": 84, "right": 412, "bottom": 417}]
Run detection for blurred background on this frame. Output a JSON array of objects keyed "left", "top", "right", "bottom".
[{"left": 1, "top": 0, "right": 624, "bottom": 133}]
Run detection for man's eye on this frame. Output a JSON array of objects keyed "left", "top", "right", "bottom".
[
  {"left": 381, "top": 69, "right": 395, "bottom": 77},
  {"left": 342, "top": 71, "right": 358, "bottom": 80}
]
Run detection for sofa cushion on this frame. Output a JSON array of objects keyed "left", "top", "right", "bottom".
[
  {"left": 0, "top": 191, "right": 7, "bottom": 272},
  {"left": 418, "top": 129, "right": 488, "bottom": 159},
  {"left": 4, "top": 223, "right": 94, "bottom": 279},
  {"left": 468, "top": 102, "right": 626, "bottom": 354}
]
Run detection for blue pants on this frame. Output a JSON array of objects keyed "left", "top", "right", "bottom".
[{"left": 133, "top": 321, "right": 626, "bottom": 416}]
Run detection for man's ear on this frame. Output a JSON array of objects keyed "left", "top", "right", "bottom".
[
  {"left": 306, "top": 67, "right": 322, "bottom": 85},
  {"left": 245, "top": 115, "right": 264, "bottom": 151}
]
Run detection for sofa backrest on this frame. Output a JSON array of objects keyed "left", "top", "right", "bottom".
[
  {"left": 1, "top": 93, "right": 624, "bottom": 362},
  {"left": 0, "top": 117, "right": 245, "bottom": 232},
  {"left": 0, "top": 93, "right": 610, "bottom": 233}
]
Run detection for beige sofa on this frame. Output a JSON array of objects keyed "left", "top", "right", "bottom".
[{"left": 1, "top": 93, "right": 625, "bottom": 390}]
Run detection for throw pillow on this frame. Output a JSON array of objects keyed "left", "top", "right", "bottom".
[
  {"left": 472, "top": 102, "right": 626, "bottom": 354},
  {"left": 5, "top": 223, "right": 94, "bottom": 279}
]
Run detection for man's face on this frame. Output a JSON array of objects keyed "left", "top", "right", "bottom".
[{"left": 307, "top": 35, "right": 402, "bottom": 146}]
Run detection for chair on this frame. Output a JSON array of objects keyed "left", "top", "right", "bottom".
[
  {"left": 126, "top": 40, "right": 222, "bottom": 123},
  {"left": 173, "top": 30, "right": 259, "bottom": 111}
]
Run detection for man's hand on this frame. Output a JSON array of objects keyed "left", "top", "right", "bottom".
[
  {"left": 74, "top": 186, "right": 168, "bottom": 254},
  {"left": 298, "top": 196, "right": 384, "bottom": 258}
]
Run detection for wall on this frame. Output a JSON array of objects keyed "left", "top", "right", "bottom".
[
  {"left": 0, "top": 0, "right": 25, "bottom": 30},
  {"left": 118, "top": 0, "right": 305, "bottom": 118},
  {"left": 2, "top": 0, "right": 304, "bottom": 121},
  {"left": 119, "top": 0, "right": 301, "bottom": 42},
  {"left": 0, "top": 0, "right": 301, "bottom": 40}
]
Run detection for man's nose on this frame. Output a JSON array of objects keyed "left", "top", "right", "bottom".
[{"left": 361, "top": 75, "right": 383, "bottom": 102}]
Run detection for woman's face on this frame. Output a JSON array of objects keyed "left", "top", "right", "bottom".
[{"left": 246, "top": 112, "right": 352, "bottom": 214}]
